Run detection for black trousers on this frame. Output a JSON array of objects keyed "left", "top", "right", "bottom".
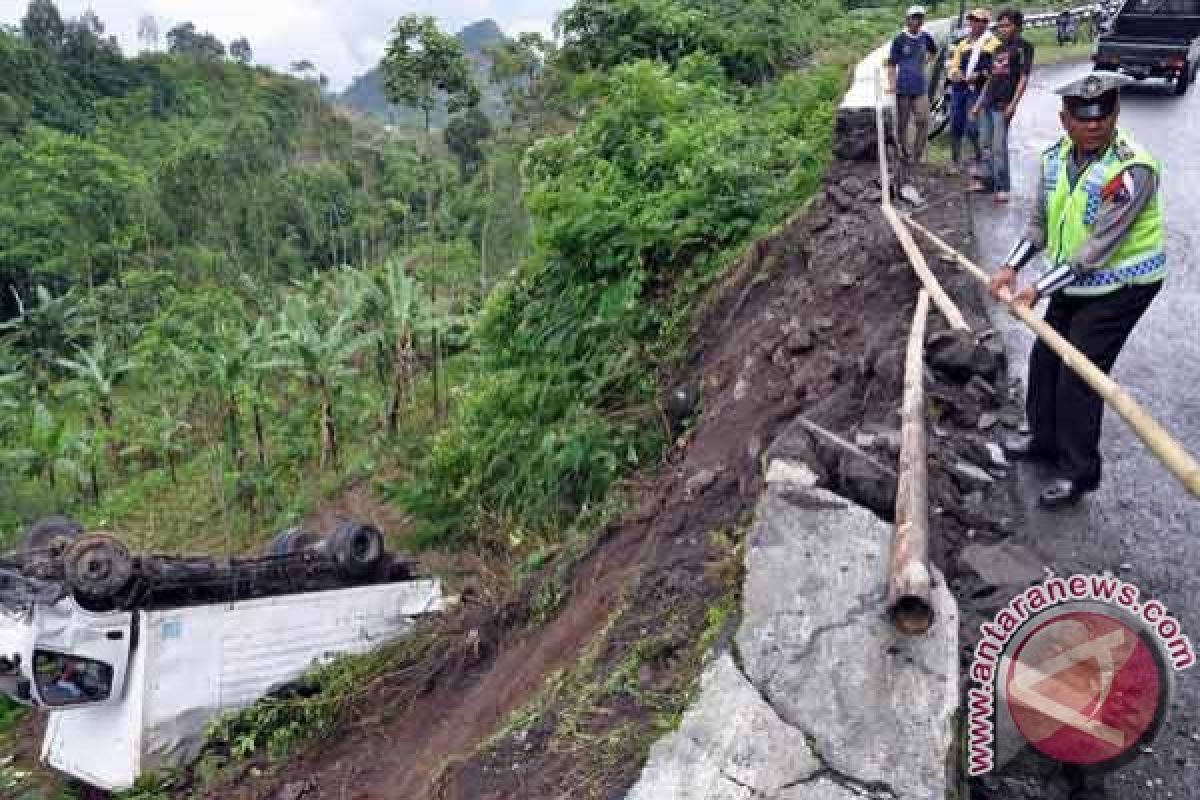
[{"left": 1026, "top": 281, "right": 1162, "bottom": 485}]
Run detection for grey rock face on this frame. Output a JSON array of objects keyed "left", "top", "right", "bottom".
[{"left": 627, "top": 477, "right": 959, "bottom": 800}]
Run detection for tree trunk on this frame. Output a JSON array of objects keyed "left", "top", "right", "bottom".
[
  {"left": 167, "top": 450, "right": 178, "bottom": 485},
  {"left": 227, "top": 395, "right": 244, "bottom": 470},
  {"left": 253, "top": 400, "right": 268, "bottom": 469},
  {"left": 386, "top": 336, "right": 410, "bottom": 436},
  {"left": 481, "top": 159, "right": 493, "bottom": 297},
  {"left": 319, "top": 380, "right": 339, "bottom": 472}
]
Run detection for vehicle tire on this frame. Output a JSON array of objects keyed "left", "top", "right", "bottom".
[
  {"left": 64, "top": 534, "right": 134, "bottom": 602},
  {"left": 265, "top": 526, "right": 323, "bottom": 556},
  {"left": 22, "top": 515, "right": 84, "bottom": 555},
  {"left": 328, "top": 521, "right": 384, "bottom": 581},
  {"left": 1174, "top": 68, "right": 1190, "bottom": 95}
]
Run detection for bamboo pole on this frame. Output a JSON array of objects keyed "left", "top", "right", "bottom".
[
  {"left": 887, "top": 289, "right": 935, "bottom": 635},
  {"left": 881, "top": 204, "right": 971, "bottom": 332},
  {"left": 873, "top": 65, "right": 971, "bottom": 332},
  {"left": 903, "top": 213, "right": 1200, "bottom": 499}
]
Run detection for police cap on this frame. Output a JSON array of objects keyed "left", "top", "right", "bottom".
[{"left": 1054, "top": 72, "right": 1135, "bottom": 119}]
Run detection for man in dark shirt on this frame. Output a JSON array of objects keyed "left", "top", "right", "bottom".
[
  {"left": 971, "top": 8, "right": 1034, "bottom": 201},
  {"left": 885, "top": 5, "right": 939, "bottom": 163}
]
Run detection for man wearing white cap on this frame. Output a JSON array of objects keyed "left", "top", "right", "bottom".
[
  {"left": 990, "top": 72, "right": 1166, "bottom": 509},
  {"left": 885, "top": 5, "right": 939, "bottom": 162}
]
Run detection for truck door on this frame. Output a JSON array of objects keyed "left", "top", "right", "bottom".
[{"left": 29, "top": 605, "right": 134, "bottom": 709}]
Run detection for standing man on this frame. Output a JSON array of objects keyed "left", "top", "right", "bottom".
[
  {"left": 971, "top": 8, "right": 1034, "bottom": 202},
  {"left": 885, "top": 5, "right": 939, "bottom": 163},
  {"left": 990, "top": 73, "right": 1165, "bottom": 509},
  {"left": 947, "top": 9, "right": 999, "bottom": 170}
]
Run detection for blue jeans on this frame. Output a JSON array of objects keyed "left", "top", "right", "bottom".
[
  {"left": 949, "top": 84, "right": 982, "bottom": 163},
  {"left": 980, "top": 108, "right": 1011, "bottom": 192}
]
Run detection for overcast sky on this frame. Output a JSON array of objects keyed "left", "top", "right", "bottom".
[{"left": 0, "top": 0, "right": 568, "bottom": 90}]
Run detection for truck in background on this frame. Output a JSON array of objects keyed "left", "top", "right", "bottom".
[
  {"left": 0, "top": 517, "right": 443, "bottom": 791},
  {"left": 1094, "top": 0, "right": 1200, "bottom": 94}
]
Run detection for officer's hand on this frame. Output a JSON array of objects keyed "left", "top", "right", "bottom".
[
  {"left": 969, "top": 104, "right": 981, "bottom": 120},
  {"left": 988, "top": 266, "right": 1017, "bottom": 300},
  {"left": 1011, "top": 286, "right": 1039, "bottom": 311}
]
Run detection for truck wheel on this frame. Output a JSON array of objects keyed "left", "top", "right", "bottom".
[
  {"left": 64, "top": 534, "right": 134, "bottom": 602},
  {"left": 1174, "top": 69, "right": 1191, "bottom": 95},
  {"left": 328, "top": 521, "right": 384, "bottom": 581},
  {"left": 22, "top": 515, "right": 84, "bottom": 555},
  {"left": 265, "top": 526, "right": 322, "bottom": 556}
]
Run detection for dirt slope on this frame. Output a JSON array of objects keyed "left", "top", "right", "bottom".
[{"left": 176, "top": 160, "right": 1015, "bottom": 800}]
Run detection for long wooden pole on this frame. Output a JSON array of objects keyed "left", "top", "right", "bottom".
[
  {"left": 887, "top": 290, "right": 935, "bottom": 635},
  {"left": 904, "top": 213, "right": 1200, "bottom": 499},
  {"left": 874, "top": 65, "right": 971, "bottom": 332}
]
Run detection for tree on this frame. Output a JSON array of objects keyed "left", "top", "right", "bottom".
[
  {"left": 445, "top": 107, "right": 493, "bottom": 180},
  {"left": 290, "top": 59, "right": 316, "bottom": 78},
  {"left": 271, "top": 292, "right": 371, "bottom": 471},
  {"left": 382, "top": 14, "right": 480, "bottom": 420},
  {"left": 166, "top": 21, "right": 225, "bottom": 60},
  {"left": 137, "top": 14, "right": 159, "bottom": 51},
  {"left": 56, "top": 339, "right": 135, "bottom": 432},
  {"left": 230, "top": 36, "right": 252, "bottom": 64},
  {"left": 21, "top": 0, "right": 64, "bottom": 52},
  {"left": 382, "top": 15, "right": 480, "bottom": 132}
]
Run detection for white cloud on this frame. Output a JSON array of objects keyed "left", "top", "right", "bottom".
[{"left": 0, "top": 0, "right": 569, "bottom": 89}]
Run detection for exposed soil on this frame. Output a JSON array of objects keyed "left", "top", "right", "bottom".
[{"left": 138, "top": 160, "right": 1021, "bottom": 800}]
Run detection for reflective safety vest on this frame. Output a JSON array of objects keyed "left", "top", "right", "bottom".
[{"left": 1042, "top": 130, "right": 1166, "bottom": 296}]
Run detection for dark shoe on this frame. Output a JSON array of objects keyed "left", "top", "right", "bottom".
[
  {"left": 1003, "top": 434, "right": 1055, "bottom": 463},
  {"left": 1038, "top": 478, "right": 1098, "bottom": 510}
]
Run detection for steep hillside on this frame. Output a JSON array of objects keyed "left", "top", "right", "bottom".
[{"left": 337, "top": 19, "right": 509, "bottom": 125}]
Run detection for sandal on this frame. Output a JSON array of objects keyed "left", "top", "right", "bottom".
[
  {"left": 967, "top": 180, "right": 987, "bottom": 193},
  {"left": 994, "top": 192, "right": 1010, "bottom": 203}
]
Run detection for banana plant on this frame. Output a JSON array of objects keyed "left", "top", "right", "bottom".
[
  {"left": 269, "top": 290, "right": 373, "bottom": 471},
  {"left": 55, "top": 339, "right": 135, "bottom": 431}
]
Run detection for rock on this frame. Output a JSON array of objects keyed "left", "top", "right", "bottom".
[
  {"left": 625, "top": 654, "right": 822, "bottom": 800},
  {"left": 837, "top": 271, "right": 857, "bottom": 288},
  {"left": 839, "top": 175, "right": 867, "bottom": 197},
  {"left": 734, "top": 376, "right": 750, "bottom": 401},
  {"left": 826, "top": 185, "right": 857, "bottom": 212},
  {"left": 275, "top": 781, "right": 316, "bottom": 800},
  {"left": 977, "top": 411, "right": 999, "bottom": 432},
  {"left": 872, "top": 347, "right": 905, "bottom": 387},
  {"left": 838, "top": 450, "right": 898, "bottom": 519},
  {"left": 958, "top": 542, "right": 1046, "bottom": 591},
  {"left": 949, "top": 460, "right": 995, "bottom": 490},
  {"left": 766, "top": 459, "right": 821, "bottom": 489},
  {"left": 854, "top": 432, "right": 877, "bottom": 449},
  {"left": 772, "top": 346, "right": 792, "bottom": 369},
  {"left": 984, "top": 442, "right": 1008, "bottom": 469},
  {"left": 926, "top": 330, "right": 1001, "bottom": 382},
  {"left": 813, "top": 316, "right": 835, "bottom": 331},
  {"left": 965, "top": 375, "right": 999, "bottom": 406},
  {"left": 764, "top": 422, "right": 829, "bottom": 484},
  {"left": 786, "top": 329, "right": 814, "bottom": 353},
  {"left": 686, "top": 468, "right": 720, "bottom": 495},
  {"left": 736, "top": 485, "right": 958, "bottom": 800},
  {"left": 898, "top": 184, "right": 924, "bottom": 207},
  {"left": 664, "top": 383, "right": 700, "bottom": 428}
]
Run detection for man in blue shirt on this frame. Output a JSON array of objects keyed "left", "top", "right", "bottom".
[{"left": 886, "top": 5, "right": 939, "bottom": 163}]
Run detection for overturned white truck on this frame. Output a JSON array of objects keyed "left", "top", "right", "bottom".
[{"left": 0, "top": 516, "right": 444, "bottom": 791}]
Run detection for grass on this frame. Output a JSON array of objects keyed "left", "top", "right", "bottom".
[{"left": 1025, "top": 26, "right": 1097, "bottom": 67}]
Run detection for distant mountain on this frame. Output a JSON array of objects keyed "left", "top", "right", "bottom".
[{"left": 337, "top": 19, "right": 508, "bottom": 127}]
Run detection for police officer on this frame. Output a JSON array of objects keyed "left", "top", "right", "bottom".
[{"left": 989, "top": 72, "right": 1165, "bottom": 509}]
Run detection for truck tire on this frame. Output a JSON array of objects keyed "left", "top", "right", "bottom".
[
  {"left": 64, "top": 534, "right": 134, "bottom": 602},
  {"left": 265, "top": 526, "right": 322, "bottom": 556},
  {"left": 22, "top": 515, "right": 84, "bottom": 555},
  {"left": 1174, "top": 67, "right": 1191, "bottom": 95},
  {"left": 328, "top": 521, "right": 384, "bottom": 581}
]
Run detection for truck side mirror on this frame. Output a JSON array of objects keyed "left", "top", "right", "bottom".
[{"left": 32, "top": 650, "right": 115, "bottom": 708}]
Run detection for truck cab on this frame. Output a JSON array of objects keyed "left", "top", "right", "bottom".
[
  {"left": 0, "top": 520, "right": 443, "bottom": 791},
  {"left": 1094, "top": 0, "right": 1200, "bottom": 94}
]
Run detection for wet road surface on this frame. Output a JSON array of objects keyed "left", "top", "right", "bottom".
[{"left": 970, "top": 61, "right": 1200, "bottom": 798}]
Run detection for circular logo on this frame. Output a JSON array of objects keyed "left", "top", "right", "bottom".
[{"left": 1001, "top": 603, "right": 1171, "bottom": 770}]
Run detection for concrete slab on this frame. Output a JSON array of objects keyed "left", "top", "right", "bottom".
[{"left": 625, "top": 468, "right": 959, "bottom": 800}]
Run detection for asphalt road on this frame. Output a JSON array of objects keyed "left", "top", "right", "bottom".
[{"left": 970, "top": 60, "right": 1200, "bottom": 799}]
